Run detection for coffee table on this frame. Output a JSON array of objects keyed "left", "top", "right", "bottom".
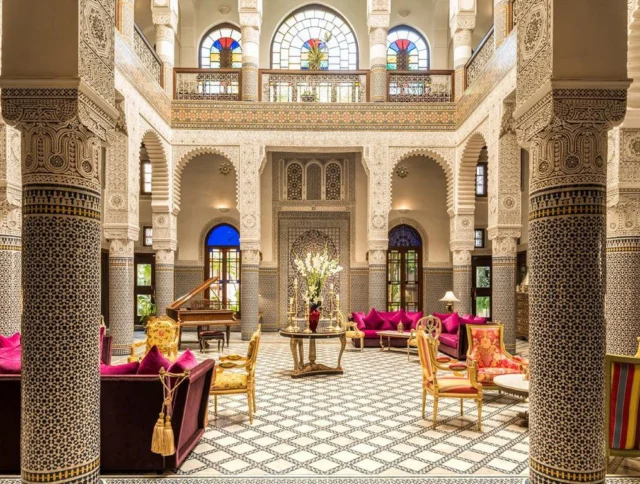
[
  {"left": 493, "top": 373, "right": 530, "bottom": 427},
  {"left": 376, "top": 330, "right": 413, "bottom": 353},
  {"left": 279, "top": 329, "right": 347, "bottom": 378}
]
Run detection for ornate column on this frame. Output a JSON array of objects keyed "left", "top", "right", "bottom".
[
  {"left": 514, "top": 2, "right": 628, "bottom": 481},
  {"left": 152, "top": 211, "right": 177, "bottom": 316},
  {"left": 108, "top": 239, "right": 134, "bottom": 354},
  {"left": 606, "top": 127, "right": 640, "bottom": 355},
  {"left": 0, "top": 123, "right": 21, "bottom": 336},
  {"left": 238, "top": 0, "right": 262, "bottom": 102},
  {"left": 367, "top": 0, "right": 390, "bottom": 102},
  {"left": 449, "top": 1, "right": 476, "bottom": 100},
  {"left": 450, "top": 211, "right": 474, "bottom": 315},
  {"left": 493, "top": 0, "right": 510, "bottom": 48},
  {"left": 365, "top": 145, "right": 390, "bottom": 309},
  {"left": 151, "top": 0, "right": 178, "bottom": 95},
  {"left": 488, "top": 100, "right": 521, "bottom": 352},
  {"left": 238, "top": 144, "right": 263, "bottom": 339},
  {"left": 117, "top": 0, "right": 135, "bottom": 46}
]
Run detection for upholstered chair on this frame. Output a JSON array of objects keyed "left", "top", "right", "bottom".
[
  {"left": 128, "top": 315, "right": 180, "bottom": 363},
  {"left": 606, "top": 338, "right": 640, "bottom": 469},
  {"left": 465, "top": 323, "right": 527, "bottom": 390},
  {"left": 416, "top": 326, "right": 483, "bottom": 430},
  {"left": 338, "top": 311, "right": 364, "bottom": 351},
  {"left": 211, "top": 324, "right": 262, "bottom": 424}
]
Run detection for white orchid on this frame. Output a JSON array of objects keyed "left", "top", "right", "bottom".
[{"left": 293, "top": 246, "right": 343, "bottom": 308}]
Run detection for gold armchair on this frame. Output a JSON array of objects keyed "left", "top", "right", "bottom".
[
  {"left": 128, "top": 315, "right": 180, "bottom": 363},
  {"left": 337, "top": 311, "right": 364, "bottom": 351},
  {"left": 211, "top": 324, "right": 261, "bottom": 424},
  {"left": 408, "top": 316, "right": 442, "bottom": 361},
  {"left": 416, "top": 326, "right": 483, "bottom": 430}
]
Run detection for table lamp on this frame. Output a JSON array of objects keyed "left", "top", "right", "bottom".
[{"left": 440, "top": 291, "right": 460, "bottom": 313}]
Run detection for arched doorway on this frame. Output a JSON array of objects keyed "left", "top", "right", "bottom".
[
  {"left": 204, "top": 224, "right": 241, "bottom": 311},
  {"left": 387, "top": 224, "right": 422, "bottom": 311}
]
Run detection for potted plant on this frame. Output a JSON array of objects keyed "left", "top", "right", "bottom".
[{"left": 138, "top": 296, "right": 157, "bottom": 326}]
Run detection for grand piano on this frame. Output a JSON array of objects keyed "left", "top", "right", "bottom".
[{"left": 166, "top": 276, "right": 240, "bottom": 350}]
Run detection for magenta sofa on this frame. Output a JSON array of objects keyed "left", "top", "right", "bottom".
[
  {"left": 435, "top": 312, "right": 487, "bottom": 360},
  {"left": 351, "top": 309, "right": 424, "bottom": 348}
]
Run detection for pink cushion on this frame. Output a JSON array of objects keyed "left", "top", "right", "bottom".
[
  {"left": 380, "top": 319, "right": 396, "bottom": 331},
  {"left": 462, "top": 314, "right": 473, "bottom": 319},
  {"left": 137, "top": 346, "right": 171, "bottom": 375},
  {"left": 439, "top": 333, "right": 459, "bottom": 348},
  {"left": 169, "top": 349, "right": 199, "bottom": 373},
  {"left": 434, "top": 312, "right": 456, "bottom": 323},
  {"left": 352, "top": 312, "right": 366, "bottom": 330},
  {"left": 473, "top": 317, "right": 487, "bottom": 324},
  {"left": 391, "top": 308, "right": 413, "bottom": 326},
  {"left": 0, "top": 345, "right": 21, "bottom": 374},
  {"left": 460, "top": 315, "right": 475, "bottom": 325},
  {"left": 376, "top": 310, "right": 397, "bottom": 321},
  {"left": 442, "top": 313, "right": 460, "bottom": 334},
  {"left": 363, "top": 308, "right": 384, "bottom": 330},
  {"left": 408, "top": 311, "right": 424, "bottom": 329},
  {"left": 100, "top": 361, "right": 140, "bottom": 375},
  {"left": 0, "top": 333, "right": 21, "bottom": 349}
]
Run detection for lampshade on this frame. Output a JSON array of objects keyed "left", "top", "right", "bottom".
[{"left": 439, "top": 291, "right": 460, "bottom": 302}]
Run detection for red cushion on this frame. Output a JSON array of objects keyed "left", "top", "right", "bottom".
[
  {"left": 137, "top": 346, "right": 171, "bottom": 375},
  {"left": 0, "top": 345, "right": 21, "bottom": 374},
  {"left": 391, "top": 308, "right": 413, "bottom": 326},
  {"left": 439, "top": 333, "right": 459, "bottom": 348},
  {"left": 100, "top": 361, "right": 140, "bottom": 375},
  {"left": 363, "top": 308, "right": 384, "bottom": 330},
  {"left": 352, "top": 312, "right": 366, "bottom": 330},
  {"left": 169, "top": 349, "right": 199, "bottom": 373},
  {"left": 442, "top": 313, "right": 460, "bottom": 334},
  {"left": 0, "top": 333, "right": 21, "bottom": 349}
]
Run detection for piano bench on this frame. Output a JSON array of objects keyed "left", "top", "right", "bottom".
[{"left": 199, "top": 330, "right": 225, "bottom": 353}]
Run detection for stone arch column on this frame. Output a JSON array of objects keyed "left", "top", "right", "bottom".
[
  {"left": 239, "top": 0, "right": 262, "bottom": 101},
  {"left": 367, "top": 0, "right": 390, "bottom": 102},
  {"left": 450, "top": 0, "right": 476, "bottom": 99},
  {"left": 0, "top": 122, "right": 22, "bottom": 336}
]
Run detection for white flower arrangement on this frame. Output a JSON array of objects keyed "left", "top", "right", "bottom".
[{"left": 293, "top": 247, "right": 343, "bottom": 308}]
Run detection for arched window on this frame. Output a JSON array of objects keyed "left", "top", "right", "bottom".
[
  {"left": 387, "top": 224, "right": 422, "bottom": 311},
  {"left": 200, "top": 24, "right": 242, "bottom": 68},
  {"left": 271, "top": 5, "right": 358, "bottom": 70},
  {"left": 387, "top": 26, "right": 429, "bottom": 70},
  {"left": 205, "top": 224, "right": 241, "bottom": 311}
]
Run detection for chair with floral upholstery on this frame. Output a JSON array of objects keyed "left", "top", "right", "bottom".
[
  {"left": 128, "top": 315, "right": 180, "bottom": 363},
  {"left": 338, "top": 311, "right": 364, "bottom": 351},
  {"left": 416, "top": 326, "right": 483, "bottom": 430},
  {"left": 465, "top": 323, "right": 527, "bottom": 390},
  {"left": 211, "top": 324, "right": 261, "bottom": 424},
  {"left": 606, "top": 338, "right": 640, "bottom": 470}
]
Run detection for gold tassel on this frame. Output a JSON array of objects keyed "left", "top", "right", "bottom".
[
  {"left": 151, "top": 411, "right": 166, "bottom": 454},
  {"left": 162, "top": 415, "right": 175, "bottom": 456}
]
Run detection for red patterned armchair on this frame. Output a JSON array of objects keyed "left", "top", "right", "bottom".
[{"left": 465, "top": 323, "right": 527, "bottom": 390}]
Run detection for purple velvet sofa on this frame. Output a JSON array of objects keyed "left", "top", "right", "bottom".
[{"left": 0, "top": 336, "right": 214, "bottom": 474}]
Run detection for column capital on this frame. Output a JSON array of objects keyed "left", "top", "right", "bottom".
[
  {"left": 451, "top": 247, "right": 472, "bottom": 265},
  {"left": 152, "top": 211, "right": 177, "bottom": 252},
  {"left": 487, "top": 231, "right": 518, "bottom": 257},
  {"left": 0, "top": 199, "right": 21, "bottom": 237},
  {"left": 449, "top": 12, "right": 476, "bottom": 34},
  {"left": 151, "top": 3, "right": 178, "bottom": 32},
  {"left": 368, "top": 248, "right": 387, "bottom": 266},
  {"left": 156, "top": 248, "right": 175, "bottom": 264},
  {"left": 449, "top": 213, "right": 474, "bottom": 248},
  {"left": 607, "top": 190, "right": 640, "bottom": 238},
  {"left": 239, "top": 11, "right": 262, "bottom": 28},
  {"left": 108, "top": 238, "right": 135, "bottom": 258},
  {"left": 241, "top": 248, "right": 261, "bottom": 265}
]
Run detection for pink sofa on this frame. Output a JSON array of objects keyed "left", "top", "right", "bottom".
[
  {"left": 350, "top": 309, "right": 424, "bottom": 348},
  {"left": 435, "top": 312, "right": 487, "bottom": 360}
]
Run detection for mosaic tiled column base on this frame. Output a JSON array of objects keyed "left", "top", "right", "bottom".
[
  {"left": 492, "top": 255, "right": 517, "bottom": 353},
  {"left": 368, "top": 249, "right": 387, "bottom": 310},
  {"left": 155, "top": 249, "right": 175, "bottom": 318},
  {"left": 15, "top": 114, "right": 103, "bottom": 484},
  {"left": 520, "top": 88, "right": 628, "bottom": 483},
  {"left": 109, "top": 240, "right": 134, "bottom": 355},
  {"left": 452, "top": 249, "right": 472, "bottom": 315},
  {"left": 241, "top": 250, "right": 260, "bottom": 340},
  {"left": 0, "top": 235, "right": 21, "bottom": 335},
  {"left": 606, "top": 237, "right": 640, "bottom": 355}
]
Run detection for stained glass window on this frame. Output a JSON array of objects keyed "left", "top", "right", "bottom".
[
  {"left": 200, "top": 24, "right": 242, "bottom": 69},
  {"left": 387, "top": 225, "right": 422, "bottom": 312},
  {"left": 205, "top": 224, "right": 240, "bottom": 312},
  {"left": 206, "top": 224, "right": 240, "bottom": 246},
  {"left": 387, "top": 26, "right": 429, "bottom": 70},
  {"left": 271, "top": 5, "right": 358, "bottom": 70}
]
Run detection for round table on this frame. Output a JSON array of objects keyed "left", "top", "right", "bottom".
[
  {"left": 279, "top": 329, "right": 347, "bottom": 378},
  {"left": 493, "top": 373, "right": 530, "bottom": 427}
]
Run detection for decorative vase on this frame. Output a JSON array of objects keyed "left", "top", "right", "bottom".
[
  {"left": 309, "top": 308, "right": 321, "bottom": 333},
  {"left": 397, "top": 322, "right": 404, "bottom": 333}
]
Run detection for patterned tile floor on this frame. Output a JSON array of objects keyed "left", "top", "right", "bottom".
[{"left": 109, "top": 333, "right": 639, "bottom": 481}]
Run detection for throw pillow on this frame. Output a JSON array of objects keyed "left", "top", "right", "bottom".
[
  {"left": 168, "top": 349, "right": 199, "bottom": 373},
  {"left": 0, "top": 345, "right": 21, "bottom": 374},
  {"left": 352, "top": 312, "right": 366, "bottom": 330},
  {"left": 442, "top": 313, "right": 460, "bottom": 334},
  {"left": 434, "top": 312, "right": 456, "bottom": 323},
  {"left": 408, "top": 311, "right": 424, "bottom": 330},
  {"left": 137, "top": 346, "right": 172, "bottom": 375},
  {"left": 473, "top": 317, "right": 487, "bottom": 324},
  {"left": 0, "top": 332, "right": 20, "bottom": 349},
  {"left": 377, "top": 310, "right": 397, "bottom": 321},
  {"left": 391, "top": 308, "right": 413, "bottom": 326},
  {"left": 380, "top": 319, "right": 396, "bottom": 331},
  {"left": 363, "top": 308, "right": 384, "bottom": 330},
  {"left": 100, "top": 361, "right": 140, "bottom": 375}
]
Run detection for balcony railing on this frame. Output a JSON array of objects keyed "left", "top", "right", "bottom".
[
  {"left": 174, "top": 68, "right": 242, "bottom": 101},
  {"left": 387, "top": 71, "right": 454, "bottom": 103},
  {"left": 259, "top": 70, "right": 369, "bottom": 103},
  {"left": 465, "top": 27, "right": 495, "bottom": 89},
  {"left": 134, "top": 24, "right": 163, "bottom": 87}
]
